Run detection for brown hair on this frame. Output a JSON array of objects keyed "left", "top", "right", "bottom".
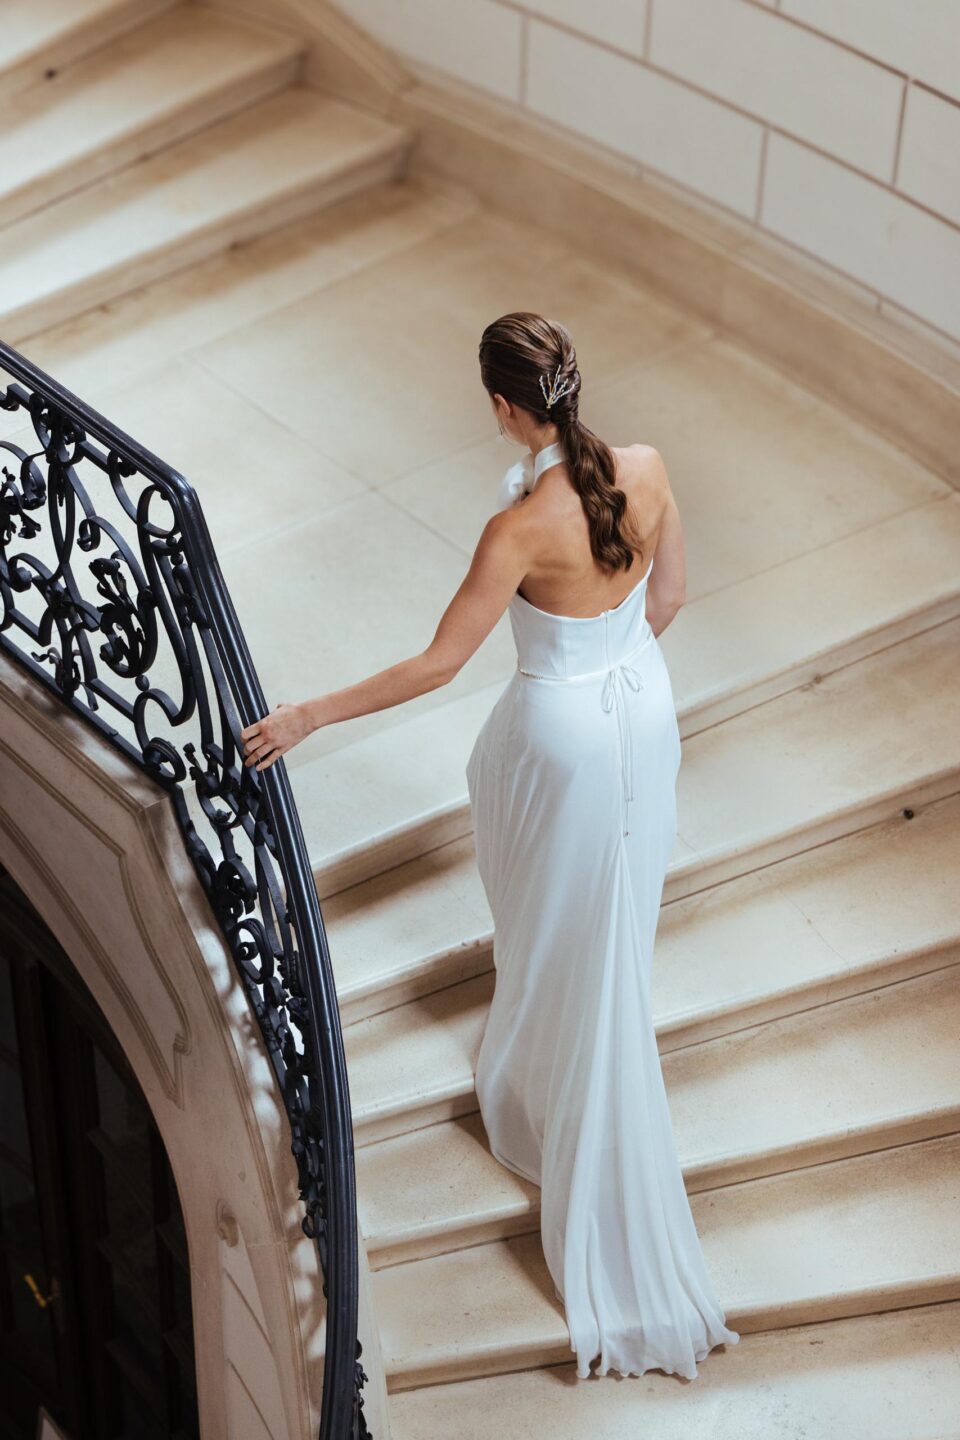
[{"left": 478, "top": 311, "right": 639, "bottom": 574}]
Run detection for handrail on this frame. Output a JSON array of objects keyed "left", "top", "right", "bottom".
[{"left": 0, "top": 340, "right": 370, "bottom": 1440}]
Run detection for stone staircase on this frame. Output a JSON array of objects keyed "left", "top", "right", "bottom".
[
  {"left": 330, "top": 620, "right": 960, "bottom": 1416},
  {"left": 4, "top": 4, "right": 959, "bottom": 1435},
  {"left": 0, "top": 0, "right": 411, "bottom": 343}
]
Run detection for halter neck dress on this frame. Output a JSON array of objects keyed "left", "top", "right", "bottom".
[{"left": 465, "top": 440, "right": 739, "bottom": 1380}]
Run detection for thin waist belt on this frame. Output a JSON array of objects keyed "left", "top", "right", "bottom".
[{"left": 517, "top": 634, "right": 652, "bottom": 837}]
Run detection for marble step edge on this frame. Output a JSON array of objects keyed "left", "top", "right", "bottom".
[
  {"left": 339, "top": 927, "right": 491, "bottom": 1028},
  {"left": 318, "top": 734, "right": 959, "bottom": 913},
  {"left": 665, "top": 763, "right": 959, "bottom": 906},
  {"left": 0, "top": 11, "right": 305, "bottom": 230},
  {"left": 336, "top": 779, "right": 960, "bottom": 1030},
  {"left": 385, "top": 1300, "right": 960, "bottom": 1440},
  {"left": 682, "top": 585, "right": 960, "bottom": 739},
  {"left": 378, "top": 1133, "right": 960, "bottom": 1392},
  {"left": 659, "top": 934, "right": 960, "bottom": 1054},
  {"left": 364, "top": 1090, "right": 960, "bottom": 1270},
  {"left": 6, "top": 94, "right": 415, "bottom": 345},
  {"left": 312, "top": 603, "right": 960, "bottom": 901},
  {"left": 0, "top": 0, "right": 176, "bottom": 105},
  {"left": 386, "top": 1272, "right": 960, "bottom": 1394},
  {"left": 350, "top": 956, "right": 960, "bottom": 1168}
]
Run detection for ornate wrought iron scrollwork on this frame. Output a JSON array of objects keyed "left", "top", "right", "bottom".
[{"left": 0, "top": 341, "right": 370, "bottom": 1440}]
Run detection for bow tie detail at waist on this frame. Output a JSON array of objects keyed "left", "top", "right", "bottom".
[
  {"left": 601, "top": 661, "right": 644, "bottom": 837},
  {"left": 517, "top": 656, "right": 646, "bottom": 837}
]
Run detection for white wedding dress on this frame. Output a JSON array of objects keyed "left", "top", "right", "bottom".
[{"left": 465, "top": 440, "right": 739, "bottom": 1380}]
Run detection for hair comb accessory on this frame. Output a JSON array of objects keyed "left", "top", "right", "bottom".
[{"left": 539, "top": 363, "right": 576, "bottom": 409}]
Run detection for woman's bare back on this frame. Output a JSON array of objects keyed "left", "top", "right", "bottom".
[{"left": 512, "top": 443, "right": 671, "bottom": 619}]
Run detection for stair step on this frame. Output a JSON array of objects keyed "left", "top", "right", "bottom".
[
  {"left": 354, "top": 963, "right": 960, "bottom": 1251},
  {"left": 327, "top": 835, "right": 491, "bottom": 1025},
  {"left": 302, "top": 501, "right": 960, "bottom": 896},
  {"left": 0, "top": 9, "right": 303, "bottom": 228},
  {"left": 669, "top": 492, "right": 960, "bottom": 734},
  {"left": 668, "top": 618, "right": 960, "bottom": 900},
  {"left": 0, "top": 87, "right": 412, "bottom": 342},
  {"left": 388, "top": 1299, "right": 960, "bottom": 1438},
  {"left": 0, "top": 0, "right": 174, "bottom": 104},
  {"left": 656, "top": 788, "right": 960, "bottom": 1047},
  {"left": 329, "top": 777, "right": 960, "bottom": 1032},
  {"left": 374, "top": 1133, "right": 960, "bottom": 1390}
]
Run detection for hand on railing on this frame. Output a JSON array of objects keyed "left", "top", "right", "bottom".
[{"left": 241, "top": 701, "right": 313, "bottom": 772}]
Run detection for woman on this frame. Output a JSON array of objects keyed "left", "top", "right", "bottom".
[{"left": 240, "top": 312, "right": 739, "bottom": 1381}]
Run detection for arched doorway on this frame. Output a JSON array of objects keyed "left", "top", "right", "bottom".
[{"left": 0, "top": 866, "right": 200, "bottom": 1440}]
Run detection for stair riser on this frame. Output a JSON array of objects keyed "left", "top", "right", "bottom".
[
  {"left": 0, "top": 0, "right": 176, "bottom": 105},
  {"left": 382, "top": 1273, "right": 960, "bottom": 1392},
  {"left": 358, "top": 1089, "right": 960, "bottom": 1203},
  {"left": 355, "top": 1086, "right": 478, "bottom": 1150},
  {"left": 7, "top": 137, "right": 411, "bottom": 345},
  {"left": 687, "top": 1103, "right": 960, "bottom": 1192},
  {"left": 340, "top": 934, "right": 493, "bottom": 1027},
  {"left": 316, "top": 807, "right": 472, "bottom": 901},
  {"left": 727, "top": 1274, "right": 960, "bottom": 1337},
  {"left": 659, "top": 940, "right": 960, "bottom": 1053},
  {"left": 0, "top": 48, "right": 302, "bottom": 231},
  {"left": 368, "top": 1210, "right": 535, "bottom": 1273}
]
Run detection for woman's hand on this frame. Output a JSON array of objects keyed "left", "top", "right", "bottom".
[{"left": 240, "top": 701, "right": 314, "bottom": 772}]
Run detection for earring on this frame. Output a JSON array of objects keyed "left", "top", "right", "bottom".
[{"left": 497, "top": 418, "right": 505, "bottom": 439}]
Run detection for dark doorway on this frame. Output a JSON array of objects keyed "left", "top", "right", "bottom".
[{"left": 0, "top": 865, "right": 200, "bottom": 1440}]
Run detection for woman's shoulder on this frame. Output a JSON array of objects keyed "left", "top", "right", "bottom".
[
  {"left": 614, "top": 442, "right": 668, "bottom": 485},
  {"left": 613, "top": 443, "right": 670, "bottom": 512}
]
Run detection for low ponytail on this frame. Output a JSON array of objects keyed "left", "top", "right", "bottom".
[
  {"left": 478, "top": 311, "right": 641, "bottom": 575},
  {"left": 556, "top": 412, "right": 637, "bottom": 573}
]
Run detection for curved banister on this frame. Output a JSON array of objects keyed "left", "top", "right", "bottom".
[{"left": 0, "top": 339, "right": 370, "bottom": 1440}]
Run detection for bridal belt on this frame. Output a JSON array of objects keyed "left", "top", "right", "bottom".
[{"left": 516, "top": 640, "right": 650, "bottom": 838}]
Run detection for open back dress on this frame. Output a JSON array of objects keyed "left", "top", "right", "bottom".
[{"left": 465, "top": 439, "right": 739, "bottom": 1380}]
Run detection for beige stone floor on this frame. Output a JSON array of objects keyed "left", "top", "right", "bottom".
[{"left": 8, "top": 169, "right": 951, "bottom": 775}]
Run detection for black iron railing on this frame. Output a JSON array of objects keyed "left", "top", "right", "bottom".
[{"left": 0, "top": 341, "right": 370, "bottom": 1440}]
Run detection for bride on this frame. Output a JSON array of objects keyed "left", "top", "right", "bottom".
[{"left": 240, "top": 311, "right": 739, "bottom": 1381}]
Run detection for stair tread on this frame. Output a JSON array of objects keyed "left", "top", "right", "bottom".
[
  {"left": 354, "top": 963, "right": 960, "bottom": 1251},
  {"left": 374, "top": 1134, "right": 960, "bottom": 1388},
  {"left": 329, "top": 770, "right": 960, "bottom": 1032},
  {"left": 0, "top": 87, "right": 410, "bottom": 338},
  {"left": 667, "top": 492, "right": 960, "bottom": 723},
  {"left": 327, "top": 834, "right": 491, "bottom": 1017},
  {"left": 0, "top": 0, "right": 163, "bottom": 78},
  {"left": 0, "top": 9, "right": 302, "bottom": 223},
  {"left": 388, "top": 1299, "right": 960, "bottom": 1438},
  {"left": 300, "top": 498, "right": 960, "bottom": 895},
  {"left": 668, "top": 618, "right": 959, "bottom": 887}
]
